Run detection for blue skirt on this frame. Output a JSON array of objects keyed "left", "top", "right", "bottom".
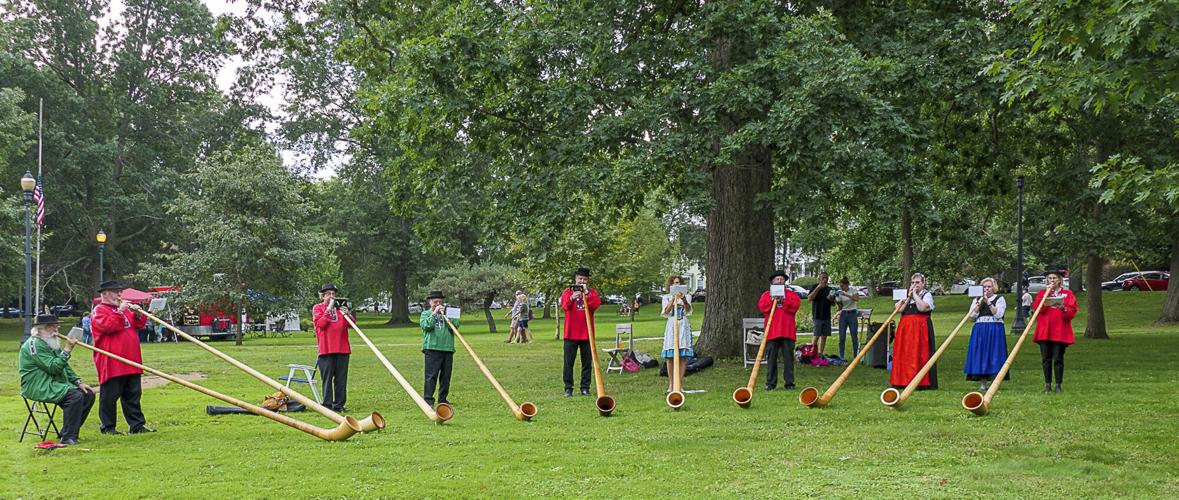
[
  {"left": 963, "top": 322, "right": 1008, "bottom": 379},
  {"left": 662, "top": 348, "right": 694, "bottom": 359}
]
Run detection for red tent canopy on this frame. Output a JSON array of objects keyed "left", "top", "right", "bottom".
[{"left": 91, "top": 288, "right": 155, "bottom": 305}]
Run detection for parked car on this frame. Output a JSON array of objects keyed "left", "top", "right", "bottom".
[
  {"left": 50, "top": 304, "right": 79, "bottom": 317},
  {"left": 1102, "top": 272, "right": 1141, "bottom": 291},
  {"left": 1123, "top": 272, "right": 1170, "bottom": 291},
  {"left": 692, "top": 288, "right": 706, "bottom": 302},
  {"left": 875, "top": 281, "right": 900, "bottom": 296},
  {"left": 408, "top": 303, "right": 423, "bottom": 314},
  {"left": 788, "top": 284, "right": 809, "bottom": 299},
  {"left": 605, "top": 295, "right": 625, "bottom": 305},
  {"left": 851, "top": 286, "right": 871, "bottom": 298},
  {"left": 948, "top": 279, "right": 977, "bottom": 295},
  {"left": 1027, "top": 276, "right": 1071, "bottom": 294}
]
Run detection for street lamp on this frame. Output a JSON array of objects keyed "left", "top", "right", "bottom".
[
  {"left": 1011, "top": 175, "right": 1027, "bottom": 334},
  {"left": 96, "top": 229, "right": 107, "bottom": 286},
  {"left": 20, "top": 171, "right": 35, "bottom": 344}
]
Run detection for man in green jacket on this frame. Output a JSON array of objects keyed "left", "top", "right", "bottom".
[
  {"left": 420, "top": 290, "right": 457, "bottom": 409},
  {"left": 19, "top": 314, "right": 97, "bottom": 445}
]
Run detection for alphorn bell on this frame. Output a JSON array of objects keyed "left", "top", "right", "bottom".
[
  {"left": 343, "top": 315, "right": 453, "bottom": 423},
  {"left": 442, "top": 316, "right": 537, "bottom": 421},
  {"left": 135, "top": 309, "right": 385, "bottom": 432},
  {"left": 962, "top": 294, "right": 1050, "bottom": 416},
  {"left": 60, "top": 334, "right": 361, "bottom": 441},
  {"left": 666, "top": 297, "right": 685, "bottom": 410},
  {"left": 578, "top": 290, "right": 615, "bottom": 416},
  {"left": 733, "top": 298, "right": 779, "bottom": 408},
  {"left": 800, "top": 290, "right": 911, "bottom": 408},
  {"left": 881, "top": 298, "right": 982, "bottom": 408}
]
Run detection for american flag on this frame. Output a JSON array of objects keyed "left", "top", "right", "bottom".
[{"left": 33, "top": 177, "right": 44, "bottom": 227}]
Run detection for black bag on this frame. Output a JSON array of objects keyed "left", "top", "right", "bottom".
[
  {"left": 865, "top": 321, "right": 894, "bottom": 368},
  {"left": 686, "top": 356, "right": 713, "bottom": 374}
]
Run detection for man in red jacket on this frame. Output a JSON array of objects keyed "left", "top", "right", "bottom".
[
  {"left": 91, "top": 280, "right": 154, "bottom": 434},
  {"left": 758, "top": 270, "right": 802, "bottom": 390},
  {"left": 559, "top": 267, "right": 601, "bottom": 397},
  {"left": 312, "top": 283, "right": 353, "bottom": 411}
]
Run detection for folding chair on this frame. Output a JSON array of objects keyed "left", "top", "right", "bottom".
[
  {"left": 603, "top": 324, "right": 634, "bottom": 374},
  {"left": 278, "top": 364, "right": 321, "bottom": 403},
  {"left": 742, "top": 318, "right": 767, "bottom": 368},
  {"left": 20, "top": 397, "right": 60, "bottom": 443}
]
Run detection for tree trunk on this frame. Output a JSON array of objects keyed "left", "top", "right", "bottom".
[
  {"left": 541, "top": 288, "right": 553, "bottom": 319},
  {"left": 1160, "top": 231, "right": 1179, "bottom": 323},
  {"left": 384, "top": 266, "right": 412, "bottom": 325},
  {"left": 695, "top": 148, "right": 774, "bottom": 357},
  {"left": 1069, "top": 256, "right": 1085, "bottom": 293},
  {"left": 901, "top": 207, "right": 913, "bottom": 282},
  {"left": 234, "top": 312, "right": 244, "bottom": 346},
  {"left": 483, "top": 294, "right": 497, "bottom": 333},
  {"left": 1084, "top": 255, "right": 1108, "bottom": 339}
]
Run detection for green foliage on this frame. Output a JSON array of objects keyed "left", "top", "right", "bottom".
[{"left": 422, "top": 262, "right": 522, "bottom": 310}]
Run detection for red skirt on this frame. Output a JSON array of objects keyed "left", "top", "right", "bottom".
[{"left": 891, "top": 314, "right": 938, "bottom": 389}]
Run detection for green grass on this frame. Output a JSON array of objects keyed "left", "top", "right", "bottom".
[{"left": 3, "top": 293, "right": 1178, "bottom": 498}]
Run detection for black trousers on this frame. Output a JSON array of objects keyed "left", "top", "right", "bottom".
[
  {"left": 1039, "top": 341, "right": 1067, "bottom": 385},
  {"left": 99, "top": 374, "right": 146, "bottom": 432},
  {"left": 317, "top": 353, "right": 349, "bottom": 410},
  {"left": 563, "top": 339, "right": 591, "bottom": 391},
  {"left": 765, "top": 338, "right": 796, "bottom": 388},
  {"left": 57, "top": 387, "right": 96, "bottom": 440},
  {"left": 423, "top": 350, "right": 454, "bottom": 406}
]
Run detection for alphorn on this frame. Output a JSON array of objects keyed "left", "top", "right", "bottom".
[
  {"left": 59, "top": 334, "right": 361, "bottom": 441},
  {"left": 733, "top": 298, "right": 779, "bottom": 408},
  {"left": 881, "top": 298, "right": 982, "bottom": 408},
  {"left": 442, "top": 316, "right": 537, "bottom": 421},
  {"left": 962, "top": 293, "right": 1050, "bottom": 416},
  {"left": 135, "top": 308, "right": 384, "bottom": 432},
  {"left": 342, "top": 314, "right": 453, "bottom": 423},
  {"left": 800, "top": 291, "right": 910, "bottom": 408},
  {"left": 666, "top": 298, "right": 685, "bottom": 410},
  {"left": 579, "top": 291, "right": 616, "bottom": 416}
]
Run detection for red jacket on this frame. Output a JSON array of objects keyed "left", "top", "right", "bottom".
[
  {"left": 312, "top": 303, "right": 353, "bottom": 355},
  {"left": 560, "top": 288, "right": 601, "bottom": 341},
  {"left": 1033, "top": 289, "right": 1077, "bottom": 345},
  {"left": 90, "top": 302, "right": 148, "bottom": 384},
  {"left": 758, "top": 290, "right": 801, "bottom": 341}
]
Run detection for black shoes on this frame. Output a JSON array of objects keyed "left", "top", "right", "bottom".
[
  {"left": 1044, "top": 384, "right": 1052, "bottom": 393},
  {"left": 60, "top": 438, "right": 78, "bottom": 446},
  {"left": 784, "top": 384, "right": 796, "bottom": 390},
  {"left": 580, "top": 388, "right": 590, "bottom": 396},
  {"left": 564, "top": 389, "right": 573, "bottom": 397},
  {"left": 129, "top": 427, "right": 156, "bottom": 434},
  {"left": 101, "top": 428, "right": 123, "bottom": 435},
  {"left": 1054, "top": 385, "right": 1062, "bottom": 393},
  {"left": 764, "top": 385, "right": 775, "bottom": 391}
]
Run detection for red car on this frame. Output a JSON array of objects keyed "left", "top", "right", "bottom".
[{"left": 1122, "top": 272, "right": 1170, "bottom": 291}]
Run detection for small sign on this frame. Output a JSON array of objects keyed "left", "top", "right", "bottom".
[
  {"left": 892, "top": 289, "right": 907, "bottom": 301},
  {"left": 967, "top": 286, "right": 984, "bottom": 297},
  {"left": 769, "top": 285, "right": 786, "bottom": 297},
  {"left": 1046, "top": 295, "right": 1065, "bottom": 306},
  {"left": 67, "top": 326, "right": 84, "bottom": 341},
  {"left": 445, "top": 307, "right": 462, "bottom": 319},
  {"left": 669, "top": 285, "right": 689, "bottom": 296},
  {"left": 148, "top": 298, "right": 167, "bottom": 311}
]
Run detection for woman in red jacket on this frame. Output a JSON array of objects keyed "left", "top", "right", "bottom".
[
  {"left": 1033, "top": 270, "right": 1077, "bottom": 393},
  {"left": 312, "top": 284, "right": 353, "bottom": 411},
  {"left": 758, "top": 270, "right": 801, "bottom": 390}
]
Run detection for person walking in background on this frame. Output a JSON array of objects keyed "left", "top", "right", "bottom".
[
  {"left": 963, "top": 277, "right": 1008, "bottom": 391},
  {"left": 833, "top": 277, "right": 861, "bottom": 359},
  {"left": 515, "top": 292, "right": 533, "bottom": 343},
  {"left": 661, "top": 275, "right": 694, "bottom": 394},
  {"left": 808, "top": 272, "right": 834, "bottom": 357},
  {"left": 80, "top": 311, "right": 92, "bottom": 344},
  {"left": 504, "top": 291, "right": 523, "bottom": 343},
  {"left": 758, "top": 270, "right": 801, "bottom": 390}
]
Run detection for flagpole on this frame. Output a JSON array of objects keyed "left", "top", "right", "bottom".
[{"left": 34, "top": 98, "right": 42, "bottom": 314}]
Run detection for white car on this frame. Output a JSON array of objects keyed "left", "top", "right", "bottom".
[
  {"left": 949, "top": 279, "right": 977, "bottom": 295},
  {"left": 408, "top": 303, "right": 423, "bottom": 314},
  {"left": 1027, "top": 276, "right": 1070, "bottom": 294}
]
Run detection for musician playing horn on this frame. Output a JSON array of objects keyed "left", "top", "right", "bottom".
[
  {"left": 20, "top": 314, "right": 96, "bottom": 445},
  {"left": 313, "top": 283, "right": 353, "bottom": 412},
  {"left": 421, "top": 290, "right": 457, "bottom": 409},
  {"left": 890, "top": 273, "right": 938, "bottom": 390},
  {"left": 963, "top": 277, "right": 1008, "bottom": 391},
  {"left": 92, "top": 280, "right": 155, "bottom": 434},
  {"left": 759, "top": 270, "right": 801, "bottom": 391},
  {"left": 1033, "top": 270, "right": 1077, "bottom": 393},
  {"left": 661, "top": 275, "right": 694, "bottom": 394},
  {"left": 559, "top": 267, "right": 600, "bottom": 397}
]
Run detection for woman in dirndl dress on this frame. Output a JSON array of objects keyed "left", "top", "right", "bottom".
[
  {"left": 661, "top": 275, "right": 694, "bottom": 394},
  {"left": 890, "top": 273, "right": 938, "bottom": 390},
  {"left": 963, "top": 277, "right": 1007, "bottom": 391}
]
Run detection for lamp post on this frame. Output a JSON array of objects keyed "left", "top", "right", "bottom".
[
  {"left": 1011, "top": 175, "right": 1027, "bottom": 334},
  {"left": 96, "top": 229, "right": 107, "bottom": 286},
  {"left": 20, "top": 172, "right": 35, "bottom": 344}
]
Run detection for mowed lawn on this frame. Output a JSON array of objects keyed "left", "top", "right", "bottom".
[{"left": 3, "top": 293, "right": 1178, "bottom": 498}]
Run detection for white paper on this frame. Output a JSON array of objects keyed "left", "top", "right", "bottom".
[
  {"left": 149, "top": 298, "right": 167, "bottom": 311},
  {"left": 967, "top": 286, "right": 984, "bottom": 297},
  {"left": 1046, "top": 295, "right": 1064, "bottom": 306},
  {"left": 67, "top": 326, "right": 84, "bottom": 341},
  {"left": 669, "top": 285, "right": 689, "bottom": 296},
  {"left": 892, "top": 289, "right": 907, "bottom": 300},
  {"left": 769, "top": 285, "right": 786, "bottom": 297},
  {"left": 445, "top": 307, "right": 462, "bottom": 319}
]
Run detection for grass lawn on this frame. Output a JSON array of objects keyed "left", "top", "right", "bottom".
[{"left": 3, "top": 292, "right": 1178, "bottom": 498}]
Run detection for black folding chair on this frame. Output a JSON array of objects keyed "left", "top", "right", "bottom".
[{"left": 20, "top": 397, "right": 60, "bottom": 443}]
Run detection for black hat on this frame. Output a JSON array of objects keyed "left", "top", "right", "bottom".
[
  {"left": 319, "top": 283, "right": 339, "bottom": 293},
  {"left": 426, "top": 290, "right": 446, "bottom": 300},
  {"left": 1044, "top": 269, "right": 1065, "bottom": 278},
  {"left": 98, "top": 280, "right": 126, "bottom": 293},
  {"left": 574, "top": 267, "right": 592, "bottom": 278},
  {"left": 33, "top": 314, "right": 63, "bottom": 326},
  {"left": 769, "top": 270, "right": 789, "bottom": 281}
]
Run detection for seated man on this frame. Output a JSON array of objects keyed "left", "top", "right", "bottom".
[{"left": 19, "top": 314, "right": 97, "bottom": 446}]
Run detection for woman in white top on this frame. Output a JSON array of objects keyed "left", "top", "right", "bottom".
[
  {"left": 891, "top": 273, "right": 938, "bottom": 390},
  {"left": 963, "top": 277, "right": 1007, "bottom": 391},
  {"left": 661, "top": 275, "right": 694, "bottom": 394}
]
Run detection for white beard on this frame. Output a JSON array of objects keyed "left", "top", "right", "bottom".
[{"left": 38, "top": 333, "right": 61, "bottom": 351}]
